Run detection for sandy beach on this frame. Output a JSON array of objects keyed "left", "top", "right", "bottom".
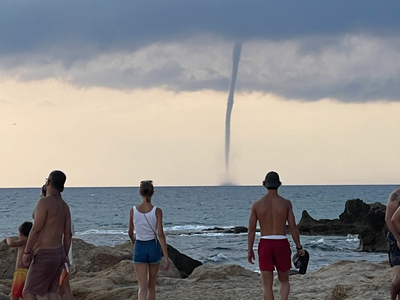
[{"left": 0, "top": 238, "right": 392, "bottom": 300}]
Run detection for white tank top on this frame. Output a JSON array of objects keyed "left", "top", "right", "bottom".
[{"left": 133, "top": 206, "right": 158, "bottom": 241}]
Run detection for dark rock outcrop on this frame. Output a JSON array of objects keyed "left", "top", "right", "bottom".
[
  {"left": 167, "top": 244, "right": 202, "bottom": 278},
  {"left": 298, "top": 199, "right": 388, "bottom": 252},
  {"left": 343, "top": 200, "right": 387, "bottom": 252},
  {"left": 297, "top": 211, "right": 358, "bottom": 236},
  {"left": 202, "top": 226, "right": 248, "bottom": 234}
]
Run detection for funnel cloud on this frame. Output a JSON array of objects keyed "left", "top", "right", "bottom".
[{"left": 224, "top": 42, "right": 242, "bottom": 178}]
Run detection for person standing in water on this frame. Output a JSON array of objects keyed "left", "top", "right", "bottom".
[
  {"left": 128, "top": 180, "right": 169, "bottom": 300},
  {"left": 248, "top": 171, "right": 305, "bottom": 300}
]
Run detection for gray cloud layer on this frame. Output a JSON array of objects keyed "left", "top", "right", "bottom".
[{"left": 1, "top": 1, "right": 400, "bottom": 102}]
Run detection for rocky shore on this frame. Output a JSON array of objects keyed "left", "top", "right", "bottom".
[
  {"left": 203, "top": 199, "right": 389, "bottom": 252},
  {"left": 0, "top": 237, "right": 392, "bottom": 300},
  {"left": 0, "top": 198, "right": 391, "bottom": 299}
]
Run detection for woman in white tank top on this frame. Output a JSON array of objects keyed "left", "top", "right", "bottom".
[{"left": 128, "top": 180, "right": 169, "bottom": 300}]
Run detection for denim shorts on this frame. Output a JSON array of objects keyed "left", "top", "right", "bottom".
[{"left": 133, "top": 239, "right": 162, "bottom": 264}]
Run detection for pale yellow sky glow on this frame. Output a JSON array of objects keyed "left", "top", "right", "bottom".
[
  {"left": 1, "top": 78, "right": 399, "bottom": 187},
  {"left": 1, "top": 1, "right": 400, "bottom": 187}
]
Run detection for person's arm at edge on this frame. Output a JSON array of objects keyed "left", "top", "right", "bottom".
[
  {"left": 128, "top": 208, "right": 135, "bottom": 243},
  {"left": 63, "top": 206, "right": 72, "bottom": 261},
  {"left": 247, "top": 203, "right": 257, "bottom": 264},
  {"left": 287, "top": 200, "right": 305, "bottom": 255},
  {"left": 392, "top": 208, "right": 400, "bottom": 239},
  {"left": 5, "top": 236, "right": 25, "bottom": 247},
  {"left": 23, "top": 199, "right": 46, "bottom": 266},
  {"left": 156, "top": 208, "right": 170, "bottom": 270},
  {"left": 387, "top": 191, "right": 400, "bottom": 242}
]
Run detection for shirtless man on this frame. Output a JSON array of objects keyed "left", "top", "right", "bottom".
[
  {"left": 248, "top": 171, "right": 305, "bottom": 300},
  {"left": 22, "top": 170, "right": 72, "bottom": 300},
  {"left": 385, "top": 188, "right": 400, "bottom": 300}
]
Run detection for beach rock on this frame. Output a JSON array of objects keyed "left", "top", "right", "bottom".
[
  {"left": 357, "top": 226, "right": 388, "bottom": 252},
  {"left": 0, "top": 241, "right": 17, "bottom": 280},
  {"left": 71, "top": 276, "right": 134, "bottom": 300},
  {"left": 73, "top": 239, "right": 201, "bottom": 278},
  {"left": 298, "top": 199, "right": 388, "bottom": 252},
  {"left": 331, "top": 284, "right": 353, "bottom": 300},
  {"left": 188, "top": 264, "right": 258, "bottom": 281},
  {"left": 70, "top": 259, "right": 181, "bottom": 300},
  {"left": 297, "top": 210, "right": 358, "bottom": 236},
  {"left": 232, "top": 226, "right": 248, "bottom": 233},
  {"left": 340, "top": 199, "right": 388, "bottom": 251},
  {"left": 0, "top": 281, "right": 11, "bottom": 295},
  {"left": 73, "top": 238, "right": 132, "bottom": 274},
  {"left": 0, "top": 237, "right": 196, "bottom": 283},
  {"left": 167, "top": 244, "right": 202, "bottom": 278},
  {"left": 0, "top": 243, "right": 393, "bottom": 300},
  {"left": 203, "top": 226, "right": 248, "bottom": 234},
  {"left": 0, "top": 293, "right": 9, "bottom": 300},
  {"left": 339, "top": 199, "right": 386, "bottom": 231}
]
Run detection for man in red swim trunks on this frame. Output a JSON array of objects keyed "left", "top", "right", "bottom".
[{"left": 248, "top": 171, "right": 305, "bottom": 300}]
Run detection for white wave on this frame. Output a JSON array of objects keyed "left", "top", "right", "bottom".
[
  {"left": 166, "top": 225, "right": 209, "bottom": 231},
  {"left": 311, "top": 238, "right": 325, "bottom": 244},
  {"left": 165, "top": 225, "right": 235, "bottom": 233},
  {"left": 205, "top": 253, "right": 227, "bottom": 262},
  {"left": 75, "top": 229, "right": 127, "bottom": 236},
  {"left": 178, "top": 232, "right": 230, "bottom": 237},
  {"left": 345, "top": 234, "right": 360, "bottom": 243}
]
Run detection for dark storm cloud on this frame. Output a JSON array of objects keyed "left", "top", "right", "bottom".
[
  {"left": 1, "top": 0, "right": 398, "bottom": 55},
  {"left": 1, "top": 0, "right": 400, "bottom": 101}
]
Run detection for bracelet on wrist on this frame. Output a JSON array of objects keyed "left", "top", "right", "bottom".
[
  {"left": 24, "top": 251, "right": 31, "bottom": 255},
  {"left": 296, "top": 245, "right": 303, "bottom": 250}
]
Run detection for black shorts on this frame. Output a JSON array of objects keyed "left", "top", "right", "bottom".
[{"left": 388, "top": 232, "right": 400, "bottom": 267}]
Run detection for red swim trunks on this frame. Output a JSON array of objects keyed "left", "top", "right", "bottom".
[{"left": 258, "top": 239, "right": 291, "bottom": 272}]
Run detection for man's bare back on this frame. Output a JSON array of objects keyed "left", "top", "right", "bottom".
[
  {"left": 32, "top": 194, "right": 71, "bottom": 250},
  {"left": 248, "top": 188, "right": 301, "bottom": 256},
  {"left": 253, "top": 193, "right": 292, "bottom": 236}
]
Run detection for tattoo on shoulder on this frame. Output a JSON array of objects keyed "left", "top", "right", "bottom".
[{"left": 391, "top": 192, "right": 399, "bottom": 202}]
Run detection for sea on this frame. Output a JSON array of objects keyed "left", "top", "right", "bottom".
[{"left": 0, "top": 185, "right": 395, "bottom": 273}]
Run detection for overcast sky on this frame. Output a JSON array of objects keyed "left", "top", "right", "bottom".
[{"left": 1, "top": 1, "right": 399, "bottom": 187}]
